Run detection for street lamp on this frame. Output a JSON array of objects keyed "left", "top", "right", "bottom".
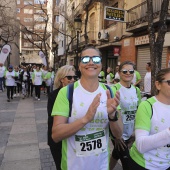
[{"left": 74, "top": 17, "right": 82, "bottom": 71}]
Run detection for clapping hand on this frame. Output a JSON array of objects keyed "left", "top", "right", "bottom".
[
  {"left": 106, "top": 90, "right": 120, "bottom": 117},
  {"left": 84, "top": 93, "right": 101, "bottom": 123}
]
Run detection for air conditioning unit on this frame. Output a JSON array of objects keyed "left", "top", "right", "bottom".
[{"left": 98, "top": 30, "right": 109, "bottom": 41}]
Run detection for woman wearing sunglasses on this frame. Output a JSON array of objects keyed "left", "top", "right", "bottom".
[
  {"left": 51, "top": 46, "right": 123, "bottom": 170},
  {"left": 110, "top": 61, "right": 141, "bottom": 170},
  {"left": 47, "top": 65, "right": 76, "bottom": 170},
  {"left": 129, "top": 68, "right": 170, "bottom": 170}
]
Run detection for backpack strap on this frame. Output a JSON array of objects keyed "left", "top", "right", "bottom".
[
  {"left": 134, "top": 86, "right": 141, "bottom": 107},
  {"left": 105, "top": 84, "right": 114, "bottom": 98},
  {"left": 145, "top": 99, "right": 153, "bottom": 119},
  {"left": 67, "top": 83, "right": 74, "bottom": 117}
]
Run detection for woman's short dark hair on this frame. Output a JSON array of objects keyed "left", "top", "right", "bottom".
[
  {"left": 155, "top": 68, "right": 170, "bottom": 94},
  {"left": 147, "top": 62, "right": 151, "bottom": 67},
  {"left": 80, "top": 46, "right": 102, "bottom": 57},
  {"left": 119, "top": 61, "right": 135, "bottom": 72},
  {"left": 156, "top": 68, "right": 170, "bottom": 82}
]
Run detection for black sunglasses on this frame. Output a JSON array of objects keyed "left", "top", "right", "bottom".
[
  {"left": 121, "top": 70, "right": 134, "bottom": 75},
  {"left": 81, "top": 56, "right": 102, "bottom": 64},
  {"left": 161, "top": 80, "right": 170, "bottom": 86},
  {"left": 65, "top": 75, "right": 77, "bottom": 80}
]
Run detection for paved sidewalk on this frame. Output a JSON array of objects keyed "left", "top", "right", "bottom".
[{"left": 0, "top": 90, "right": 122, "bottom": 170}]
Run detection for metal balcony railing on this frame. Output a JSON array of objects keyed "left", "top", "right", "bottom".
[
  {"left": 126, "top": 0, "right": 170, "bottom": 30},
  {"left": 74, "top": 3, "right": 83, "bottom": 17}
]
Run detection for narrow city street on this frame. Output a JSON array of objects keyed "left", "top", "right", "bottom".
[{"left": 0, "top": 90, "right": 122, "bottom": 170}]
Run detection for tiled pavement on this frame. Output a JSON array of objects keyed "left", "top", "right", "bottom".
[{"left": 0, "top": 90, "right": 122, "bottom": 170}]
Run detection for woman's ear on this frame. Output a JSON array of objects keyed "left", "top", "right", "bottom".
[
  {"left": 60, "top": 78, "right": 64, "bottom": 84},
  {"left": 155, "top": 81, "right": 161, "bottom": 91}
]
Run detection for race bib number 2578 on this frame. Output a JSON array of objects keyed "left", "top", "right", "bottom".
[{"left": 75, "top": 130, "right": 107, "bottom": 157}]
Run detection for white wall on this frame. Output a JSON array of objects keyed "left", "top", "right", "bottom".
[{"left": 57, "top": 0, "right": 66, "bottom": 56}]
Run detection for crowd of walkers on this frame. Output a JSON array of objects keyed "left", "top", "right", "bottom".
[
  {"left": 0, "top": 63, "right": 55, "bottom": 102},
  {"left": 47, "top": 46, "right": 170, "bottom": 170},
  {"left": 1, "top": 46, "right": 170, "bottom": 170}
]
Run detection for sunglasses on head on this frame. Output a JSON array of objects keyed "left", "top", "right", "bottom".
[
  {"left": 80, "top": 56, "right": 102, "bottom": 64},
  {"left": 121, "top": 69, "right": 134, "bottom": 75},
  {"left": 65, "top": 75, "right": 77, "bottom": 80},
  {"left": 161, "top": 80, "right": 170, "bottom": 86}
]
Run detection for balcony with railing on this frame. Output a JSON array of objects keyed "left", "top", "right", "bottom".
[
  {"left": 83, "top": 0, "right": 103, "bottom": 9},
  {"left": 126, "top": 0, "right": 170, "bottom": 32},
  {"left": 71, "top": 31, "right": 97, "bottom": 50},
  {"left": 74, "top": 3, "right": 83, "bottom": 17}
]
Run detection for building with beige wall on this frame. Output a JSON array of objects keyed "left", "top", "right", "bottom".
[
  {"left": 55, "top": 0, "right": 170, "bottom": 84},
  {"left": 17, "top": 0, "right": 54, "bottom": 66},
  {"left": 122, "top": 0, "right": 170, "bottom": 86},
  {"left": 65, "top": 0, "right": 125, "bottom": 74},
  {"left": 0, "top": 0, "right": 20, "bottom": 66}
]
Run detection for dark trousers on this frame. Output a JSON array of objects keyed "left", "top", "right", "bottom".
[
  {"left": 49, "top": 143, "right": 62, "bottom": 170},
  {"left": 46, "top": 86, "right": 50, "bottom": 96},
  {"left": 3, "top": 77, "right": 6, "bottom": 89},
  {"left": 42, "top": 81, "right": 46, "bottom": 92},
  {"left": 27, "top": 82, "right": 30, "bottom": 96},
  {"left": 0, "top": 77, "right": 3, "bottom": 90},
  {"left": 6, "top": 86, "right": 14, "bottom": 99},
  {"left": 35, "top": 85, "right": 41, "bottom": 98},
  {"left": 30, "top": 83, "right": 34, "bottom": 96},
  {"left": 129, "top": 156, "right": 170, "bottom": 170},
  {"left": 111, "top": 139, "right": 130, "bottom": 170},
  {"left": 14, "top": 83, "right": 21, "bottom": 94}
]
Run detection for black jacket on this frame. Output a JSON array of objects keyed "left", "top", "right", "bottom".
[
  {"left": 20, "top": 71, "right": 30, "bottom": 83},
  {"left": 47, "top": 88, "right": 62, "bottom": 147}
]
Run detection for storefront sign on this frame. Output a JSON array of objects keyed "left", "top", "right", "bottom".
[
  {"left": 135, "top": 33, "right": 158, "bottom": 46},
  {"left": 104, "top": 6, "right": 126, "bottom": 22},
  {"left": 135, "top": 35, "right": 149, "bottom": 45},
  {"left": 113, "top": 47, "right": 120, "bottom": 56}
]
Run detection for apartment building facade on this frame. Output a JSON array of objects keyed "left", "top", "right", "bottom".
[
  {"left": 17, "top": 0, "right": 53, "bottom": 66},
  {"left": 63, "top": 0, "right": 125, "bottom": 73},
  {"left": 54, "top": 0, "right": 170, "bottom": 81},
  {"left": 122, "top": 0, "right": 170, "bottom": 85},
  {"left": 0, "top": 0, "right": 20, "bottom": 66}
]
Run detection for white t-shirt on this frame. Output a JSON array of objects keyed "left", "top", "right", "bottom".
[
  {"left": 130, "top": 97, "right": 170, "bottom": 170},
  {"left": 23, "top": 72, "right": 28, "bottom": 81},
  {"left": 0, "top": 66, "right": 6, "bottom": 78},
  {"left": 112, "top": 83, "right": 139, "bottom": 140},
  {"left": 52, "top": 81, "right": 111, "bottom": 170},
  {"left": 114, "top": 72, "right": 120, "bottom": 80},
  {"left": 5, "top": 71, "right": 16, "bottom": 86},
  {"left": 144, "top": 72, "right": 151, "bottom": 93},
  {"left": 34, "top": 71, "right": 43, "bottom": 85}
]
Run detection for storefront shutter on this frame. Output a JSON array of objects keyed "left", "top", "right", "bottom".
[{"left": 137, "top": 45, "right": 167, "bottom": 88}]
